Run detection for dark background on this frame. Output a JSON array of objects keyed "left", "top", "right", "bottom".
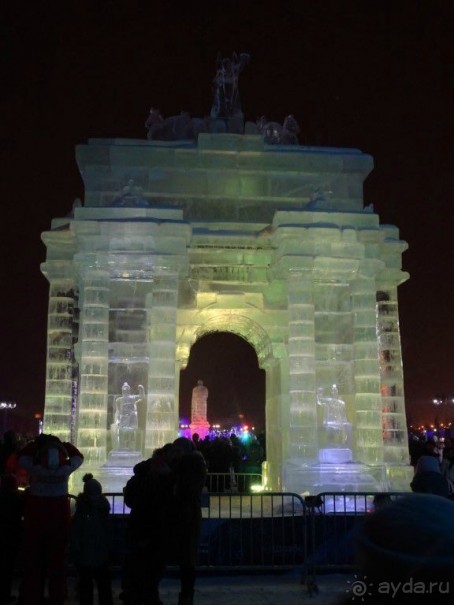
[{"left": 1, "top": 1, "right": 453, "bottom": 431}]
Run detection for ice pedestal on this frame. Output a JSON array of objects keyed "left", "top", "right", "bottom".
[
  {"left": 283, "top": 458, "right": 387, "bottom": 495},
  {"left": 319, "top": 448, "right": 352, "bottom": 464},
  {"left": 69, "top": 449, "right": 145, "bottom": 496},
  {"left": 189, "top": 420, "right": 210, "bottom": 440},
  {"left": 110, "top": 424, "right": 144, "bottom": 452},
  {"left": 101, "top": 430, "right": 145, "bottom": 492},
  {"left": 105, "top": 449, "right": 143, "bottom": 468},
  {"left": 101, "top": 450, "right": 144, "bottom": 492}
]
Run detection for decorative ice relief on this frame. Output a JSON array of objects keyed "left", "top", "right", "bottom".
[
  {"left": 111, "top": 180, "right": 149, "bottom": 208},
  {"left": 252, "top": 115, "right": 301, "bottom": 145},
  {"left": 145, "top": 108, "right": 211, "bottom": 141},
  {"left": 307, "top": 187, "right": 333, "bottom": 210}
]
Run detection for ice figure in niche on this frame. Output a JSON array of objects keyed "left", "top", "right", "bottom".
[
  {"left": 317, "top": 384, "right": 353, "bottom": 463},
  {"left": 113, "top": 382, "right": 145, "bottom": 450}
]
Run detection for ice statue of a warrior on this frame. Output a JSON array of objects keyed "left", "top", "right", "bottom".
[
  {"left": 114, "top": 382, "right": 145, "bottom": 450},
  {"left": 316, "top": 385, "right": 351, "bottom": 447}
]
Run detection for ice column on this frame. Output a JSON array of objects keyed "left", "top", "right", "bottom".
[
  {"left": 287, "top": 272, "right": 317, "bottom": 459},
  {"left": 145, "top": 273, "right": 178, "bottom": 454},
  {"left": 44, "top": 279, "right": 77, "bottom": 441},
  {"left": 377, "top": 286, "right": 409, "bottom": 464},
  {"left": 76, "top": 270, "right": 109, "bottom": 464},
  {"left": 351, "top": 276, "right": 383, "bottom": 465}
]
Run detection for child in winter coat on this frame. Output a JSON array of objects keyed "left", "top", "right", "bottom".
[{"left": 70, "top": 474, "right": 113, "bottom": 605}]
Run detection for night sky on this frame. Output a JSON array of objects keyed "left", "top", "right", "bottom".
[{"left": 1, "top": 1, "right": 453, "bottom": 431}]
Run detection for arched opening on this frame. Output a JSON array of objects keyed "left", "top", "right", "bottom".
[{"left": 179, "top": 332, "right": 266, "bottom": 436}]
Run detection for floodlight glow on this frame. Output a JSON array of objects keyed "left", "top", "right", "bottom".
[{"left": 250, "top": 484, "right": 264, "bottom": 493}]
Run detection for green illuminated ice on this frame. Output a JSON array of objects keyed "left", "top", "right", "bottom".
[{"left": 41, "top": 132, "right": 412, "bottom": 494}]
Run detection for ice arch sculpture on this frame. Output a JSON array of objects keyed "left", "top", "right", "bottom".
[{"left": 40, "top": 133, "right": 412, "bottom": 493}]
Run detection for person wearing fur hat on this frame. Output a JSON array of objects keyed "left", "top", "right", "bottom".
[
  {"left": 70, "top": 474, "right": 113, "bottom": 605},
  {"left": 339, "top": 493, "right": 454, "bottom": 604},
  {"left": 17, "top": 433, "right": 84, "bottom": 605},
  {"left": 410, "top": 455, "right": 450, "bottom": 497}
]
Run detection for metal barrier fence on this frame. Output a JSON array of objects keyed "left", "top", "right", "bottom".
[
  {"left": 70, "top": 490, "right": 410, "bottom": 582},
  {"left": 199, "top": 492, "right": 307, "bottom": 568},
  {"left": 205, "top": 472, "right": 263, "bottom": 493},
  {"left": 73, "top": 491, "right": 307, "bottom": 570}
]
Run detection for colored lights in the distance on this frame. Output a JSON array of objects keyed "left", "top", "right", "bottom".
[
  {"left": 0, "top": 401, "right": 17, "bottom": 409},
  {"left": 179, "top": 420, "right": 257, "bottom": 440},
  {"left": 409, "top": 422, "right": 454, "bottom": 442},
  {"left": 410, "top": 423, "right": 453, "bottom": 430},
  {"left": 432, "top": 397, "right": 454, "bottom": 405}
]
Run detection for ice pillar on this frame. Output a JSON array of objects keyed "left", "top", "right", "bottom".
[
  {"left": 44, "top": 278, "right": 78, "bottom": 441},
  {"left": 287, "top": 271, "right": 317, "bottom": 460},
  {"left": 351, "top": 275, "right": 383, "bottom": 465},
  {"left": 145, "top": 272, "right": 179, "bottom": 454},
  {"left": 377, "top": 285, "right": 409, "bottom": 464},
  {"left": 76, "top": 270, "right": 109, "bottom": 464}
]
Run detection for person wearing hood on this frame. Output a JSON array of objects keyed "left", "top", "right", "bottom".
[
  {"left": 410, "top": 455, "right": 450, "bottom": 498},
  {"left": 339, "top": 493, "right": 454, "bottom": 604},
  {"left": 70, "top": 473, "right": 113, "bottom": 605},
  {"left": 17, "top": 433, "right": 84, "bottom": 605}
]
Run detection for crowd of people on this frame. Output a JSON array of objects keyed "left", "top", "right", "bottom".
[
  {"left": 2, "top": 427, "right": 454, "bottom": 605},
  {"left": 0, "top": 431, "right": 207, "bottom": 605},
  {"left": 191, "top": 433, "right": 264, "bottom": 480}
]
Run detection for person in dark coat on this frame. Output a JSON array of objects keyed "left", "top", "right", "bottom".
[
  {"left": 122, "top": 444, "right": 174, "bottom": 605},
  {"left": 0, "top": 473, "right": 25, "bottom": 604},
  {"left": 0, "top": 431, "right": 18, "bottom": 476},
  {"left": 171, "top": 437, "right": 207, "bottom": 605},
  {"left": 410, "top": 455, "right": 450, "bottom": 498},
  {"left": 70, "top": 474, "right": 113, "bottom": 605}
]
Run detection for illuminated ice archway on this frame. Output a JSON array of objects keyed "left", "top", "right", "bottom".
[
  {"left": 190, "top": 316, "right": 274, "bottom": 369},
  {"left": 177, "top": 316, "right": 283, "bottom": 490}
]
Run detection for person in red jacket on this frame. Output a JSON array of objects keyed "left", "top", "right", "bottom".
[{"left": 17, "top": 434, "right": 84, "bottom": 605}]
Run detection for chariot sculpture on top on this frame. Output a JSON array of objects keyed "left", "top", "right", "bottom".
[{"left": 145, "top": 53, "right": 300, "bottom": 143}]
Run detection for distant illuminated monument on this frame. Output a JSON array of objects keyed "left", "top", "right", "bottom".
[
  {"left": 40, "top": 54, "right": 412, "bottom": 493},
  {"left": 189, "top": 380, "right": 211, "bottom": 439}
]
